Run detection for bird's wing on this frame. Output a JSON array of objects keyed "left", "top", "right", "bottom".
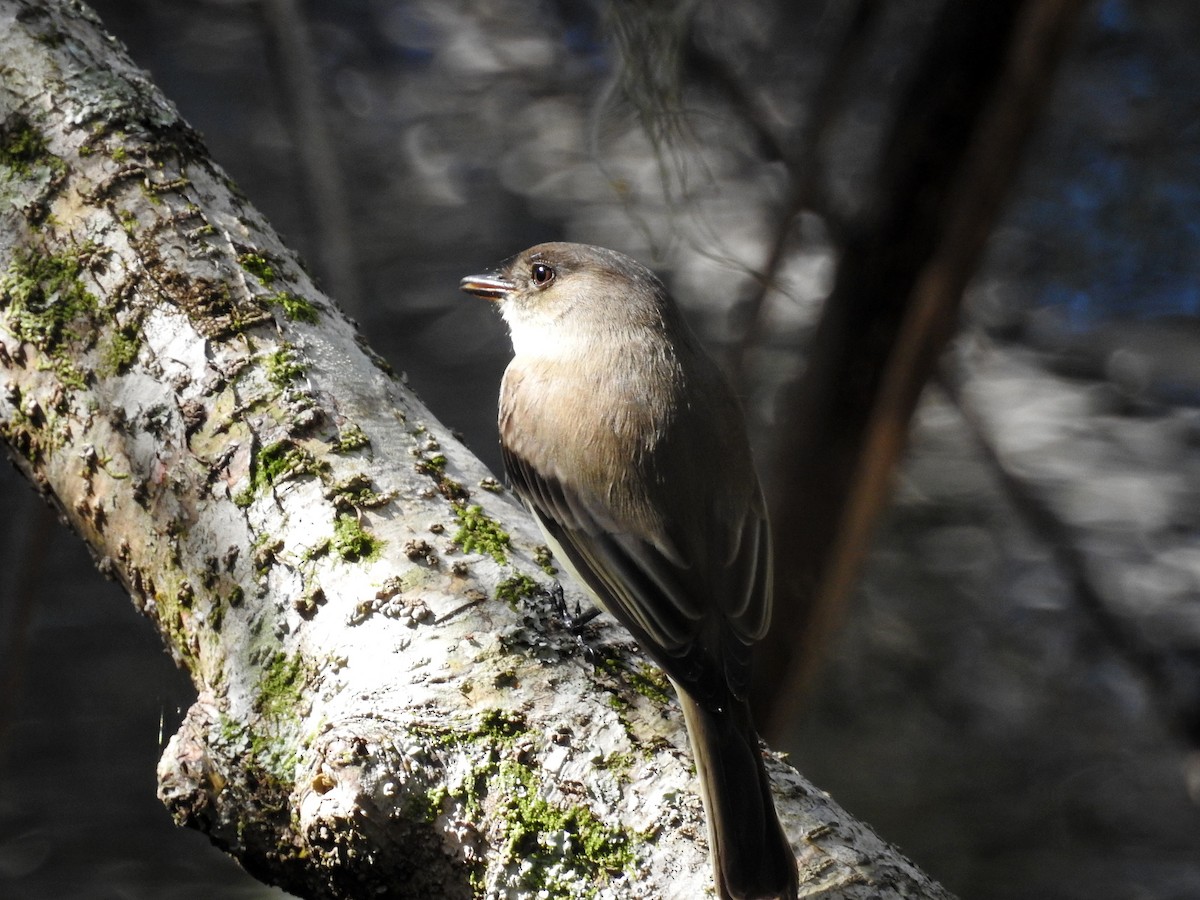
[{"left": 503, "top": 444, "right": 771, "bottom": 705}]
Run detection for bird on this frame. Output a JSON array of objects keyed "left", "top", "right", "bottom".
[{"left": 461, "top": 242, "right": 798, "bottom": 899}]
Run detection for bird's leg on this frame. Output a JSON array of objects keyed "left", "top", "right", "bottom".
[
  {"left": 547, "top": 582, "right": 600, "bottom": 631},
  {"left": 545, "top": 582, "right": 604, "bottom": 661}
]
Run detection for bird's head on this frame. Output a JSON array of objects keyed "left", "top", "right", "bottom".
[{"left": 460, "top": 242, "right": 671, "bottom": 355}]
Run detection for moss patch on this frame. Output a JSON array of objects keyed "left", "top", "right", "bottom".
[
  {"left": 451, "top": 504, "right": 510, "bottom": 564},
  {"left": 0, "top": 243, "right": 104, "bottom": 389},
  {"left": 596, "top": 656, "right": 674, "bottom": 707},
  {"left": 494, "top": 758, "right": 634, "bottom": 895},
  {"left": 238, "top": 251, "right": 277, "bottom": 285},
  {"left": 271, "top": 290, "right": 320, "bottom": 324},
  {"left": 332, "top": 513, "right": 381, "bottom": 562},
  {"left": 0, "top": 387, "right": 57, "bottom": 463},
  {"left": 533, "top": 545, "right": 557, "bottom": 576},
  {"left": 494, "top": 573, "right": 540, "bottom": 608},
  {"left": 265, "top": 342, "right": 305, "bottom": 388},
  {"left": 256, "top": 651, "right": 308, "bottom": 722},
  {"left": 628, "top": 663, "right": 673, "bottom": 706},
  {"left": 415, "top": 453, "right": 447, "bottom": 476},
  {"left": 410, "top": 708, "right": 639, "bottom": 895},
  {"left": 409, "top": 708, "right": 530, "bottom": 755},
  {"left": 253, "top": 440, "right": 325, "bottom": 490},
  {"left": 101, "top": 325, "right": 141, "bottom": 374},
  {"left": 0, "top": 113, "right": 65, "bottom": 178},
  {"left": 475, "top": 708, "right": 529, "bottom": 743},
  {"left": 236, "top": 440, "right": 328, "bottom": 507},
  {"left": 330, "top": 422, "right": 369, "bottom": 453}
]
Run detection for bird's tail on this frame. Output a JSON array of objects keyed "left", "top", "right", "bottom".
[{"left": 678, "top": 689, "right": 799, "bottom": 900}]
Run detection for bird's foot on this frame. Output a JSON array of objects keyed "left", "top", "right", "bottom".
[{"left": 546, "top": 583, "right": 604, "bottom": 661}]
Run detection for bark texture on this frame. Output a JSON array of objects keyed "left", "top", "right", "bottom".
[{"left": 0, "top": 1, "right": 951, "bottom": 897}]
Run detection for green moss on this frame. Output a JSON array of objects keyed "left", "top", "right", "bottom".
[
  {"left": 494, "top": 759, "right": 635, "bottom": 894},
  {"left": 533, "top": 545, "right": 557, "bottom": 576},
  {"left": 406, "top": 707, "right": 639, "bottom": 890},
  {"left": 0, "top": 244, "right": 103, "bottom": 389},
  {"left": 452, "top": 504, "right": 510, "bottom": 564},
  {"left": 596, "top": 656, "right": 673, "bottom": 707},
  {"left": 265, "top": 343, "right": 305, "bottom": 387},
  {"left": 595, "top": 751, "right": 635, "bottom": 776},
  {"left": 494, "top": 573, "right": 540, "bottom": 608},
  {"left": 0, "top": 384, "right": 64, "bottom": 463},
  {"left": 271, "top": 290, "right": 320, "bottom": 324},
  {"left": 248, "top": 730, "right": 299, "bottom": 783},
  {"left": 256, "top": 651, "right": 307, "bottom": 722},
  {"left": 410, "top": 436, "right": 470, "bottom": 500},
  {"left": 208, "top": 598, "right": 225, "bottom": 632},
  {"left": 0, "top": 114, "right": 65, "bottom": 178},
  {"left": 330, "top": 422, "right": 369, "bottom": 453},
  {"left": 117, "top": 208, "right": 137, "bottom": 236},
  {"left": 251, "top": 440, "right": 327, "bottom": 493},
  {"left": 413, "top": 784, "right": 448, "bottom": 824},
  {"left": 238, "top": 252, "right": 277, "bottom": 285},
  {"left": 415, "top": 453, "right": 447, "bottom": 475},
  {"left": 101, "top": 325, "right": 141, "bottom": 374},
  {"left": 409, "top": 708, "right": 529, "bottom": 754},
  {"left": 219, "top": 713, "right": 299, "bottom": 786},
  {"left": 475, "top": 708, "right": 530, "bottom": 742},
  {"left": 217, "top": 711, "right": 243, "bottom": 746},
  {"left": 629, "top": 663, "right": 673, "bottom": 706},
  {"left": 332, "top": 513, "right": 381, "bottom": 562}
]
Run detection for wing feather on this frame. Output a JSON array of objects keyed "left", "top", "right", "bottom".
[{"left": 503, "top": 442, "right": 768, "bottom": 706}]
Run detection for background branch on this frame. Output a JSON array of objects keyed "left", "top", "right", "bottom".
[{"left": 757, "top": 0, "right": 1087, "bottom": 731}]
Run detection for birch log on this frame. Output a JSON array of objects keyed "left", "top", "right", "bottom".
[{"left": 0, "top": 1, "right": 952, "bottom": 897}]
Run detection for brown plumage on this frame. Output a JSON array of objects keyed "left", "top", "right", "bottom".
[{"left": 462, "top": 242, "right": 798, "bottom": 899}]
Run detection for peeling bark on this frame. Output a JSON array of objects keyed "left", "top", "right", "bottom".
[{"left": 0, "top": 2, "right": 951, "bottom": 898}]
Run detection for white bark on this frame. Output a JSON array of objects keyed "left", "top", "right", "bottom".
[{"left": 0, "top": 1, "right": 951, "bottom": 897}]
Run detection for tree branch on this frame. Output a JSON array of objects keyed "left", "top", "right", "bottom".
[{"left": 758, "top": 0, "right": 1087, "bottom": 732}]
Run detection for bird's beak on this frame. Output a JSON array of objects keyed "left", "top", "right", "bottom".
[{"left": 460, "top": 273, "right": 514, "bottom": 302}]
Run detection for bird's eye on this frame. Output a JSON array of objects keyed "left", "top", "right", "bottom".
[{"left": 531, "top": 263, "right": 555, "bottom": 287}]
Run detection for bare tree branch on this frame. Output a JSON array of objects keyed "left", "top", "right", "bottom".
[{"left": 758, "top": 0, "right": 1088, "bottom": 732}]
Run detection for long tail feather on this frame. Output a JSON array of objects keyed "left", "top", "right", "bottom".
[{"left": 678, "top": 688, "right": 798, "bottom": 900}]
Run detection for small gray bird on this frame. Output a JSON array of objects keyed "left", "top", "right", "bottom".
[{"left": 462, "top": 242, "right": 798, "bottom": 900}]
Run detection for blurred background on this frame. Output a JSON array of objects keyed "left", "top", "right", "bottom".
[{"left": 2, "top": 0, "right": 1200, "bottom": 897}]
